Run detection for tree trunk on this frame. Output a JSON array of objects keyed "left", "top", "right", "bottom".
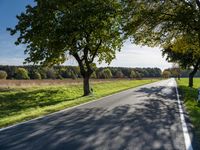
[
  {"left": 189, "top": 73, "right": 194, "bottom": 87},
  {"left": 189, "top": 64, "right": 199, "bottom": 87},
  {"left": 83, "top": 75, "right": 91, "bottom": 96}
]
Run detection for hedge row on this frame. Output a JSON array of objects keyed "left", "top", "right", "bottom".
[{"left": 0, "top": 65, "right": 162, "bottom": 80}]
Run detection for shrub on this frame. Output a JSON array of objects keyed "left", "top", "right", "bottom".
[
  {"left": 39, "top": 68, "right": 47, "bottom": 79},
  {"left": 71, "top": 71, "right": 77, "bottom": 80},
  {"left": 46, "top": 68, "right": 57, "bottom": 79},
  {"left": 115, "top": 71, "right": 124, "bottom": 78},
  {"left": 99, "top": 68, "right": 112, "bottom": 79},
  {"left": 30, "top": 71, "right": 41, "bottom": 79},
  {"left": 15, "top": 68, "right": 30, "bottom": 80},
  {"left": 136, "top": 72, "right": 142, "bottom": 79},
  {"left": 162, "top": 70, "right": 171, "bottom": 78},
  {"left": 130, "top": 70, "right": 137, "bottom": 78},
  {"left": 0, "top": 70, "right": 7, "bottom": 79},
  {"left": 91, "top": 72, "right": 97, "bottom": 79}
]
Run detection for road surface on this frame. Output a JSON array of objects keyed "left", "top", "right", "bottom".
[{"left": 0, "top": 79, "right": 194, "bottom": 150}]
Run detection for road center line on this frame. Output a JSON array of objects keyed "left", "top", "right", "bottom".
[{"left": 175, "top": 80, "right": 193, "bottom": 150}]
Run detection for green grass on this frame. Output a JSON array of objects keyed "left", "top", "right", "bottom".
[
  {"left": 0, "top": 79, "right": 159, "bottom": 128},
  {"left": 177, "top": 78, "right": 200, "bottom": 144}
]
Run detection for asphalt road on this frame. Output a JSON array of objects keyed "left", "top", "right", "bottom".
[{"left": 0, "top": 79, "right": 194, "bottom": 150}]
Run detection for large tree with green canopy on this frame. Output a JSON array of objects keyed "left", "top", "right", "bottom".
[
  {"left": 162, "top": 35, "right": 200, "bottom": 87},
  {"left": 8, "top": 0, "right": 123, "bottom": 96},
  {"left": 122, "top": 0, "right": 200, "bottom": 87}
]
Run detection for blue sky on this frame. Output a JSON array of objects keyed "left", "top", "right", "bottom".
[{"left": 0, "top": 0, "right": 171, "bottom": 70}]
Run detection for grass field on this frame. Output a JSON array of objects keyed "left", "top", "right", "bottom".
[
  {"left": 178, "top": 78, "right": 200, "bottom": 144},
  {"left": 0, "top": 79, "right": 159, "bottom": 128}
]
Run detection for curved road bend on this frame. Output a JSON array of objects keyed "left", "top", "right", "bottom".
[{"left": 0, "top": 79, "right": 194, "bottom": 150}]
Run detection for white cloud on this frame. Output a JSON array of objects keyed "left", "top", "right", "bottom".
[{"left": 107, "top": 42, "right": 172, "bottom": 70}]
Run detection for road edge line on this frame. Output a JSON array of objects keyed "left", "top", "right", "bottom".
[{"left": 175, "top": 80, "right": 193, "bottom": 150}]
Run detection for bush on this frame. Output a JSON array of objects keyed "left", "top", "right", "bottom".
[
  {"left": 71, "top": 71, "right": 77, "bottom": 80},
  {"left": 46, "top": 68, "right": 57, "bottom": 79},
  {"left": 39, "top": 68, "right": 47, "bottom": 79},
  {"left": 0, "top": 70, "right": 7, "bottom": 79},
  {"left": 30, "top": 71, "right": 41, "bottom": 79},
  {"left": 91, "top": 72, "right": 97, "bottom": 79},
  {"left": 99, "top": 68, "right": 112, "bottom": 79},
  {"left": 162, "top": 70, "right": 171, "bottom": 78},
  {"left": 15, "top": 68, "right": 30, "bottom": 80},
  {"left": 136, "top": 72, "right": 142, "bottom": 79},
  {"left": 130, "top": 70, "right": 137, "bottom": 78},
  {"left": 115, "top": 71, "right": 124, "bottom": 78}
]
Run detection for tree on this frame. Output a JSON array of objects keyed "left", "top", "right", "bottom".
[
  {"left": 0, "top": 70, "right": 7, "bottom": 79},
  {"left": 162, "top": 70, "right": 171, "bottom": 78},
  {"left": 130, "top": 70, "right": 137, "bottom": 78},
  {"left": 91, "top": 72, "right": 97, "bottom": 79},
  {"left": 171, "top": 63, "right": 181, "bottom": 80},
  {"left": 29, "top": 70, "right": 42, "bottom": 79},
  {"left": 15, "top": 68, "right": 30, "bottom": 80},
  {"left": 8, "top": 0, "right": 123, "bottom": 96},
  {"left": 162, "top": 36, "right": 200, "bottom": 87},
  {"left": 99, "top": 68, "right": 113, "bottom": 79},
  {"left": 123, "top": 0, "right": 200, "bottom": 86},
  {"left": 115, "top": 70, "right": 124, "bottom": 78},
  {"left": 46, "top": 68, "right": 57, "bottom": 79},
  {"left": 39, "top": 68, "right": 48, "bottom": 79},
  {"left": 123, "top": 0, "right": 200, "bottom": 46},
  {"left": 135, "top": 71, "right": 142, "bottom": 79}
]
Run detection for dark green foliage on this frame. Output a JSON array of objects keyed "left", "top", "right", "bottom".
[
  {"left": 29, "top": 71, "right": 41, "bottom": 80},
  {"left": 91, "top": 72, "right": 97, "bottom": 79},
  {"left": 15, "top": 68, "right": 30, "bottom": 80},
  {"left": 115, "top": 70, "right": 124, "bottom": 78},
  {"left": 71, "top": 71, "right": 77, "bottom": 80},
  {"left": 98, "top": 68, "right": 113, "bottom": 79},
  {"left": 162, "top": 70, "right": 171, "bottom": 78},
  {"left": 0, "top": 65, "right": 162, "bottom": 79},
  {"left": 130, "top": 70, "right": 137, "bottom": 78},
  {"left": 8, "top": 0, "right": 124, "bottom": 96},
  {"left": 46, "top": 68, "right": 57, "bottom": 79},
  {"left": 0, "top": 70, "right": 7, "bottom": 79}
]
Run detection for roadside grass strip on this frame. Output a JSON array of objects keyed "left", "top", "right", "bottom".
[
  {"left": 0, "top": 79, "right": 159, "bottom": 128},
  {"left": 178, "top": 78, "right": 200, "bottom": 148}
]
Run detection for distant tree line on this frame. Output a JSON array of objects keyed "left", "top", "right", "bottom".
[
  {"left": 163, "top": 68, "right": 200, "bottom": 78},
  {"left": 0, "top": 65, "right": 161, "bottom": 80}
]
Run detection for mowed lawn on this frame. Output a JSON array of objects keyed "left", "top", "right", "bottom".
[
  {"left": 0, "top": 79, "right": 159, "bottom": 128},
  {"left": 178, "top": 78, "right": 200, "bottom": 145}
]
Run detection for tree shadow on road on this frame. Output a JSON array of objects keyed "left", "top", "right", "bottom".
[
  {"left": 0, "top": 94, "right": 187, "bottom": 150},
  {"left": 135, "top": 85, "right": 200, "bottom": 150}
]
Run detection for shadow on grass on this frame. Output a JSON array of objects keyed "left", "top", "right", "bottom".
[
  {"left": 178, "top": 85, "right": 200, "bottom": 150},
  {"left": 0, "top": 88, "right": 82, "bottom": 118}
]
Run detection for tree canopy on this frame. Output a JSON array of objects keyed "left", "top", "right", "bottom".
[
  {"left": 123, "top": 0, "right": 200, "bottom": 87},
  {"left": 162, "top": 35, "right": 200, "bottom": 87},
  {"left": 123, "top": 0, "right": 200, "bottom": 47},
  {"left": 8, "top": 0, "right": 124, "bottom": 95}
]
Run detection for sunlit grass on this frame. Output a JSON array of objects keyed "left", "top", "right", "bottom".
[
  {"left": 178, "top": 78, "right": 200, "bottom": 145},
  {"left": 0, "top": 79, "right": 159, "bottom": 128}
]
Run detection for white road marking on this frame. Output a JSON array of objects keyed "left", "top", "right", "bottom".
[{"left": 174, "top": 79, "right": 193, "bottom": 150}]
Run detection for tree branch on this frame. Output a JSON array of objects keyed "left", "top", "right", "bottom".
[{"left": 90, "top": 39, "right": 102, "bottom": 63}]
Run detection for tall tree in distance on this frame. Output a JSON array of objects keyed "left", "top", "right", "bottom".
[
  {"left": 8, "top": 0, "right": 123, "bottom": 96},
  {"left": 162, "top": 36, "right": 200, "bottom": 87}
]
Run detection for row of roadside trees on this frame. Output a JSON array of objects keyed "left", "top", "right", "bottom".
[
  {"left": 0, "top": 65, "right": 161, "bottom": 80},
  {"left": 7, "top": 0, "right": 200, "bottom": 95},
  {"left": 123, "top": 0, "right": 200, "bottom": 87}
]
